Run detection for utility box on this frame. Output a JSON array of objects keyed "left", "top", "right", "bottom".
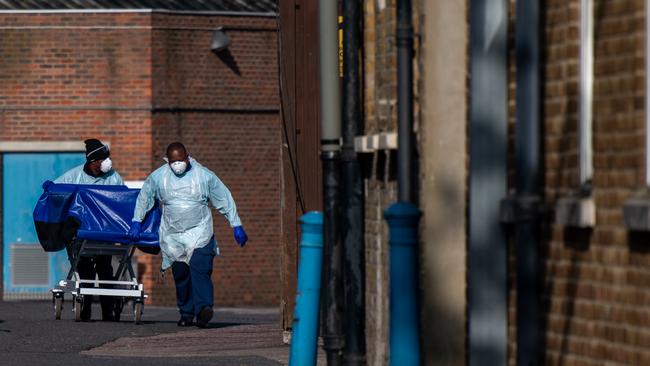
[
  {"left": 555, "top": 195, "right": 596, "bottom": 228},
  {"left": 623, "top": 189, "right": 650, "bottom": 231}
]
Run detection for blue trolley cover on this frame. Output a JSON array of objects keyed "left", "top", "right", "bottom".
[{"left": 33, "top": 183, "right": 160, "bottom": 252}]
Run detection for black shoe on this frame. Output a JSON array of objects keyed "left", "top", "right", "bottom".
[
  {"left": 177, "top": 317, "right": 194, "bottom": 327},
  {"left": 196, "top": 307, "right": 213, "bottom": 328}
]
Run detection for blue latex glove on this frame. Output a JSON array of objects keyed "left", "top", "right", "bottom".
[
  {"left": 42, "top": 180, "right": 54, "bottom": 191},
  {"left": 233, "top": 226, "right": 248, "bottom": 247},
  {"left": 129, "top": 221, "right": 142, "bottom": 242}
]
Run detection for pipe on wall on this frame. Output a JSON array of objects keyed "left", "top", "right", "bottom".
[
  {"left": 468, "top": 0, "right": 509, "bottom": 364},
  {"left": 341, "top": 0, "right": 366, "bottom": 364},
  {"left": 318, "top": 0, "right": 344, "bottom": 364}
]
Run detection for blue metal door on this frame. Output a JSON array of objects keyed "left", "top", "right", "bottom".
[{"left": 3, "top": 153, "right": 85, "bottom": 299}]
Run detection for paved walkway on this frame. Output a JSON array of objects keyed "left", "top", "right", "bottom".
[
  {"left": 0, "top": 301, "right": 325, "bottom": 365},
  {"left": 83, "top": 323, "right": 291, "bottom": 362}
]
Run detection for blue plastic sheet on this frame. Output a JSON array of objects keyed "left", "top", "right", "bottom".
[{"left": 33, "top": 183, "right": 160, "bottom": 252}]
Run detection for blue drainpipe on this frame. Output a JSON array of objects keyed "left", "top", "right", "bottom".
[
  {"left": 385, "top": 202, "right": 421, "bottom": 365},
  {"left": 289, "top": 212, "right": 324, "bottom": 366}
]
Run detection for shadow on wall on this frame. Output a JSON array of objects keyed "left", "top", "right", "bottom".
[
  {"left": 216, "top": 49, "right": 241, "bottom": 76},
  {"left": 421, "top": 174, "right": 466, "bottom": 364},
  {"left": 558, "top": 228, "right": 591, "bottom": 366},
  {"left": 628, "top": 231, "right": 650, "bottom": 254}
]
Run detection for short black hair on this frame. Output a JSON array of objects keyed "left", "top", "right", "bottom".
[{"left": 166, "top": 142, "right": 187, "bottom": 157}]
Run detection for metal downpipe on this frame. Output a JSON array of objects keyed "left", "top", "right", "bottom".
[
  {"left": 341, "top": 0, "right": 366, "bottom": 364},
  {"left": 319, "top": 0, "right": 344, "bottom": 364},
  {"left": 468, "top": 0, "right": 508, "bottom": 364},
  {"left": 387, "top": 1, "right": 422, "bottom": 365},
  {"left": 396, "top": 0, "right": 415, "bottom": 203},
  {"left": 514, "top": 0, "right": 542, "bottom": 365}
]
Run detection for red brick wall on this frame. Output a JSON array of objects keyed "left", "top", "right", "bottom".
[
  {"left": 151, "top": 14, "right": 278, "bottom": 109},
  {"left": 507, "top": 1, "right": 650, "bottom": 364},
  {"left": 0, "top": 12, "right": 154, "bottom": 177}
]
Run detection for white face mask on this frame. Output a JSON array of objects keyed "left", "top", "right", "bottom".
[
  {"left": 170, "top": 161, "right": 188, "bottom": 175},
  {"left": 100, "top": 157, "right": 112, "bottom": 173}
]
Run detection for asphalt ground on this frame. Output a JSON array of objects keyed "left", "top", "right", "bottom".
[{"left": 0, "top": 300, "right": 290, "bottom": 366}]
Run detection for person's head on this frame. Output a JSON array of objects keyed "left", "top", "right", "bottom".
[
  {"left": 166, "top": 142, "right": 189, "bottom": 175},
  {"left": 84, "top": 138, "right": 112, "bottom": 176}
]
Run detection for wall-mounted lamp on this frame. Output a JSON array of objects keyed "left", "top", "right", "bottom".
[{"left": 210, "top": 27, "right": 231, "bottom": 53}]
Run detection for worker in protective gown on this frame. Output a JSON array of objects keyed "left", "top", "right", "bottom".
[
  {"left": 51, "top": 138, "right": 124, "bottom": 321},
  {"left": 128, "top": 142, "right": 248, "bottom": 328},
  {"left": 54, "top": 141, "right": 123, "bottom": 186}
]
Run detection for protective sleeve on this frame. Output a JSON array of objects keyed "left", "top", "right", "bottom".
[
  {"left": 207, "top": 172, "right": 242, "bottom": 227},
  {"left": 53, "top": 167, "right": 79, "bottom": 184},
  {"left": 132, "top": 174, "right": 156, "bottom": 222},
  {"left": 111, "top": 170, "right": 125, "bottom": 185}
]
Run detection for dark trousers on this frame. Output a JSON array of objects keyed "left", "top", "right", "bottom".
[
  {"left": 76, "top": 255, "right": 114, "bottom": 319},
  {"left": 171, "top": 240, "right": 215, "bottom": 319}
]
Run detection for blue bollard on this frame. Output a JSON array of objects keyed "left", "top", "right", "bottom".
[
  {"left": 289, "top": 211, "right": 324, "bottom": 366},
  {"left": 385, "top": 202, "right": 422, "bottom": 366}
]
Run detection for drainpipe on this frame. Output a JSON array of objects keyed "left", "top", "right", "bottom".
[
  {"left": 621, "top": 0, "right": 650, "bottom": 234},
  {"left": 514, "top": 1, "right": 541, "bottom": 365},
  {"left": 554, "top": 1, "right": 594, "bottom": 228},
  {"left": 579, "top": 0, "right": 594, "bottom": 187},
  {"left": 469, "top": 0, "right": 508, "bottom": 365},
  {"left": 397, "top": 0, "right": 415, "bottom": 202},
  {"left": 341, "top": 0, "right": 366, "bottom": 364},
  {"left": 319, "top": 0, "right": 344, "bottom": 364},
  {"left": 386, "top": 0, "right": 421, "bottom": 364}
]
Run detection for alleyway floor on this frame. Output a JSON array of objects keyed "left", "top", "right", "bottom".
[{"left": 0, "top": 300, "right": 325, "bottom": 365}]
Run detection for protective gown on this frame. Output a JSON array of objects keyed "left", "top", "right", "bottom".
[
  {"left": 132, "top": 158, "right": 241, "bottom": 270},
  {"left": 54, "top": 164, "right": 124, "bottom": 185}
]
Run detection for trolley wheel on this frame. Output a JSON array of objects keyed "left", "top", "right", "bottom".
[
  {"left": 74, "top": 296, "right": 83, "bottom": 322},
  {"left": 54, "top": 296, "right": 63, "bottom": 320},
  {"left": 134, "top": 302, "right": 143, "bottom": 325}
]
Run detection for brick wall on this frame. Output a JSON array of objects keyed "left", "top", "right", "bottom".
[
  {"left": 362, "top": 1, "right": 395, "bottom": 364},
  {"left": 0, "top": 13, "right": 152, "bottom": 106},
  {"left": 150, "top": 14, "right": 278, "bottom": 109},
  {"left": 364, "top": 176, "right": 395, "bottom": 365},
  {"left": 0, "top": 13, "right": 154, "bottom": 179},
  {"left": 507, "top": 0, "right": 650, "bottom": 364},
  {"left": 362, "top": 0, "right": 424, "bottom": 362},
  {"left": 0, "top": 11, "right": 282, "bottom": 307},
  {"left": 364, "top": 0, "right": 377, "bottom": 134},
  {"left": 373, "top": 2, "right": 397, "bottom": 134}
]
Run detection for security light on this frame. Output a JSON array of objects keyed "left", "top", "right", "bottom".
[{"left": 210, "top": 27, "right": 231, "bottom": 53}]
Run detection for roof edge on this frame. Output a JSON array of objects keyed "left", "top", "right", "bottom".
[{"left": 0, "top": 9, "right": 277, "bottom": 17}]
